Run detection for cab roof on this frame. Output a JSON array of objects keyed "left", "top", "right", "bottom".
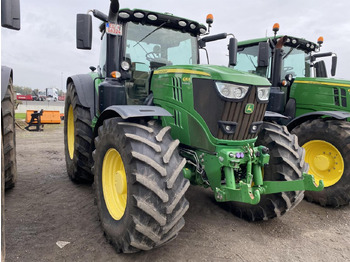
[
  {"left": 118, "top": 8, "right": 207, "bottom": 37},
  {"left": 238, "top": 35, "right": 319, "bottom": 53}
]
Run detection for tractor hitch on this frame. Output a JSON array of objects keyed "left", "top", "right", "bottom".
[{"left": 214, "top": 172, "right": 324, "bottom": 204}]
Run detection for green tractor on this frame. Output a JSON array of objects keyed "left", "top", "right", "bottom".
[
  {"left": 235, "top": 23, "right": 350, "bottom": 207},
  {"left": 64, "top": 1, "right": 322, "bottom": 253}
]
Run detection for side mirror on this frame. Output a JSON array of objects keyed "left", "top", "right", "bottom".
[
  {"left": 331, "top": 55, "right": 337, "bottom": 76},
  {"left": 258, "top": 42, "right": 269, "bottom": 67},
  {"left": 199, "top": 33, "right": 228, "bottom": 48},
  {"left": 1, "top": 0, "right": 20, "bottom": 30},
  {"left": 228, "top": 38, "right": 237, "bottom": 67},
  {"left": 76, "top": 14, "right": 92, "bottom": 50}
]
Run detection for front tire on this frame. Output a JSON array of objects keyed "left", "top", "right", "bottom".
[
  {"left": 292, "top": 119, "right": 350, "bottom": 207},
  {"left": 93, "top": 118, "right": 190, "bottom": 253},
  {"left": 226, "top": 122, "right": 306, "bottom": 221},
  {"left": 64, "top": 82, "right": 94, "bottom": 183},
  {"left": 1, "top": 77, "right": 17, "bottom": 189}
]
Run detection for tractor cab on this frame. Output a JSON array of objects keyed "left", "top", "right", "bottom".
[
  {"left": 235, "top": 35, "right": 337, "bottom": 85},
  {"left": 235, "top": 25, "right": 348, "bottom": 120},
  {"left": 98, "top": 9, "right": 204, "bottom": 105},
  {"left": 77, "top": 8, "right": 209, "bottom": 108}
]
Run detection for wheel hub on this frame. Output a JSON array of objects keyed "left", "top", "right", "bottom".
[
  {"left": 303, "top": 140, "right": 344, "bottom": 187},
  {"left": 102, "top": 148, "right": 127, "bottom": 220},
  {"left": 67, "top": 105, "right": 75, "bottom": 159},
  {"left": 313, "top": 155, "right": 330, "bottom": 171}
]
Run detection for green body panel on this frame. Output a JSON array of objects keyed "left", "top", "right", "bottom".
[
  {"left": 148, "top": 64, "right": 324, "bottom": 203},
  {"left": 151, "top": 64, "right": 269, "bottom": 152},
  {"left": 89, "top": 72, "right": 103, "bottom": 128},
  {"left": 290, "top": 77, "right": 350, "bottom": 116}
]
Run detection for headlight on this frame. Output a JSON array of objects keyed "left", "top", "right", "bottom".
[
  {"left": 215, "top": 82, "right": 249, "bottom": 100},
  {"left": 257, "top": 87, "right": 270, "bottom": 101}
]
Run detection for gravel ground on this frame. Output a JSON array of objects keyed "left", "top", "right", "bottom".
[{"left": 4, "top": 123, "right": 350, "bottom": 261}]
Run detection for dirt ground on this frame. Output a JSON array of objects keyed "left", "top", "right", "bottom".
[{"left": 4, "top": 123, "right": 350, "bottom": 261}]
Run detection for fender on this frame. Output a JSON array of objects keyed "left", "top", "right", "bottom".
[
  {"left": 287, "top": 111, "right": 350, "bottom": 131},
  {"left": 264, "top": 110, "right": 288, "bottom": 120},
  {"left": 94, "top": 105, "right": 172, "bottom": 137},
  {"left": 67, "top": 74, "right": 95, "bottom": 120},
  {"left": 1, "top": 66, "right": 13, "bottom": 101}
]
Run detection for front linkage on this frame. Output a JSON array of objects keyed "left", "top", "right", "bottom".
[{"left": 183, "top": 143, "right": 324, "bottom": 205}]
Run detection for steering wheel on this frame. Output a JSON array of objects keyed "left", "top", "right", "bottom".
[
  {"left": 146, "top": 52, "right": 159, "bottom": 61},
  {"left": 283, "top": 66, "right": 294, "bottom": 72}
]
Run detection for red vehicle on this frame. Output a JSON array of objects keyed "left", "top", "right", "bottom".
[{"left": 16, "top": 94, "right": 33, "bottom": 100}]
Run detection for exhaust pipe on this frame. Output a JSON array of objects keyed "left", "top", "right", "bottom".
[{"left": 108, "top": 0, "right": 120, "bottom": 22}]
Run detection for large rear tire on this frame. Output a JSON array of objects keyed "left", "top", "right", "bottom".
[
  {"left": 64, "top": 82, "right": 94, "bottom": 183},
  {"left": 93, "top": 118, "right": 189, "bottom": 253},
  {"left": 225, "top": 122, "right": 306, "bottom": 221},
  {"left": 1, "top": 77, "right": 17, "bottom": 189},
  {"left": 292, "top": 119, "right": 350, "bottom": 207}
]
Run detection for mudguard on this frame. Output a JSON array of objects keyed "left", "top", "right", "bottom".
[
  {"left": 94, "top": 105, "right": 172, "bottom": 136},
  {"left": 1, "top": 66, "right": 13, "bottom": 102},
  {"left": 264, "top": 111, "right": 288, "bottom": 120},
  {"left": 67, "top": 74, "right": 95, "bottom": 120},
  {"left": 287, "top": 111, "right": 350, "bottom": 131}
]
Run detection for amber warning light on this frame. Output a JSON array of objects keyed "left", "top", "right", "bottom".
[
  {"left": 273, "top": 23, "right": 280, "bottom": 33},
  {"left": 318, "top": 36, "right": 324, "bottom": 45},
  {"left": 206, "top": 14, "right": 214, "bottom": 25}
]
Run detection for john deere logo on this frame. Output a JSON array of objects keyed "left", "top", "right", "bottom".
[{"left": 245, "top": 104, "right": 254, "bottom": 114}]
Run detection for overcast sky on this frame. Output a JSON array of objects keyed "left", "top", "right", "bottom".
[{"left": 2, "top": 0, "right": 350, "bottom": 91}]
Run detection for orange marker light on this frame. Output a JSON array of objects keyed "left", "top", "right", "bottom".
[
  {"left": 111, "top": 71, "right": 121, "bottom": 79},
  {"left": 318, "top": 36, "right": 324, "bottom": 45},
  {"left": 206, "top": 14, "right": 214, "bottom": 24},
  {"left": 273, "top": 23, "right": 280, "bottom": 33}
]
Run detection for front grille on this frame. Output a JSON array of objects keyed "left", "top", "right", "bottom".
[
  {"left": 193, "top": 78, "right": 267, "bottom": 141},
  {"left": 217, "top": 89, "right": 267, "bottom": 140}
]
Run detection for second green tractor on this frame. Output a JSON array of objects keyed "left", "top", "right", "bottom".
[{"left": 235, "top": 24, "right": 350, "bottom": 207}]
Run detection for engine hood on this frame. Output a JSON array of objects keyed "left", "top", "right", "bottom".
[
  {"left": 294, "top": 77, "right": 350, "bottom": 87},
  {"left": 154, "top": 64, "right": 271, "bottom": 86}
]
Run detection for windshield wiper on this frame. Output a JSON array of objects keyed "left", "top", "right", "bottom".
[
  {"left": 283, "top": 44, "right": 300, "bottom": 60},
  {"left": 133, "top": 21, "right": 168, "bottom": 47}
]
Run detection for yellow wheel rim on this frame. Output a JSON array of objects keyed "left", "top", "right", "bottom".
[
  {"left": 303, "top": 140, "right": 344, "bottom": 187},
  {"left": 102, "top": 148, "right": 127, "bottom": 220},
  {"left": 67, "top": 105, "right": 75, "bottom": 159}
]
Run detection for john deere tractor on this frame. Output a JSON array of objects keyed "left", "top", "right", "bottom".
[
  {"left": 235, "top": 24, "right": 350, "bottom": 207},
  {"left": 64, "top": 0, "right": 322, "bottom": 253}
]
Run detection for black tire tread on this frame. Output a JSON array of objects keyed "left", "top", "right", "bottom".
[
  {"left": 1, "top": 78, "right": 17, "bottom": 189},
  {"left": 292, "top": 119, "right": 350, "bottom": 207},
  {"left": 93, "top": 119, "right": 189, "bottom": 253},
  {"left": 64, "top": 82, "right": 94, "bottom": 183}
]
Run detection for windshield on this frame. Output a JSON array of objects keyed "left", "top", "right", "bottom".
[
  {"left": 282, "top": 47, "right": 310, "bottom": 77},
  {"left": 125, "top": 22, "right": 198, "bottom": 72},
  {"left": 235, "top": 44, "right": 311, "bottom": 79},
  {"left": 235, "top": 45, "right": 272, "bottom": 78}
]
